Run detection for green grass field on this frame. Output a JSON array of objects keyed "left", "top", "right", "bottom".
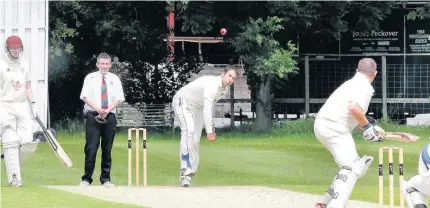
[{"left": 1, "top": 119, "right": 429, "bottom": 208}]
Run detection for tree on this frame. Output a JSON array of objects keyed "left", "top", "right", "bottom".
[
  {"left": 47, "top": 1, "right": 203, "bottom": 123},
  {"left": 231, "top": 17, "right": 298, "bottom": 131},
  {"left": 176, "top": 1, "right": 397, "bottom": 131},
  {"left": 407, "top": 3, "right": 430, "bottom": 20}
]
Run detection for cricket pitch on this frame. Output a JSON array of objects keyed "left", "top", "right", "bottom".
[{"left": 46, "top": 186, "right": 399, "bottom": 208}]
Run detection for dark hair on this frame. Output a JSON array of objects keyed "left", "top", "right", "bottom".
[
  {"left": 97, "top": 53, "right": 111, "bottom": 62},
  {"left": 223, "top": 66, "right": 237, "bottom": 74}
]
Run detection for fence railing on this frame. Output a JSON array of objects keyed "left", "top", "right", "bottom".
[{"left": 116, "top": 102, "right": 174, "bottom": 130}]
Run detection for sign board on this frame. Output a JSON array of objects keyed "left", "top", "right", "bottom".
[
  {"left": 406, "top": 18, "right": 430, "bottom": 53},
  {"left": 345, "top": 29, "right": 402, "bottom": 54}
]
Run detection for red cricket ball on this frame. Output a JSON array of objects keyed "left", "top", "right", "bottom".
[{"left": 220, "top": 28, "right": 227, "bottom": 36}]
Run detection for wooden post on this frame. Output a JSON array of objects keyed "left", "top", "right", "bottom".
[
  {"left": 305, "top": 56, "right": 310, "bottom": 118},
  {"left": 230, "top": 83, "right": 235, "bottom": 128},
  {"left": 382, "top": 56, "right": 387, "bottom": 120}
]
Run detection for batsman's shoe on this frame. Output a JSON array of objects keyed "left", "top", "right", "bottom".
[
  {"left": 181, "top": 168, "right": 195, "bottom": 177},
  {"left": 10, "top": 175, "right": 22, "bottom": 187},
  {"left": 181, "top": 176, "right": 191, "bottom": 187}
]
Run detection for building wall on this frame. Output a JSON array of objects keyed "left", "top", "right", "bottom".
[{"left": 0, "top": 1, "right": 49, "bottom": 130}]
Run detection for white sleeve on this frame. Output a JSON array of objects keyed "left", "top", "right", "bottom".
[
  {"left": 79, "top": 76, "right": 89, "bottom": 101},
  {"left": 25, "top": 62, "right": 31, "bottom": 82},
  {"left": 115, "top": 76, "right": 125, "bottom": 103},
  {"left": 203, "top": 84, "right": 217, "bottom": 133},
  {"left": 0, "top": 62, "right": 3, "bottom": 82},
  {"left": 350, "top": 91, "right": 373, "bottom": 113},
  {"left": 203, "top": 99, "right": 214, "bottom": 133}
]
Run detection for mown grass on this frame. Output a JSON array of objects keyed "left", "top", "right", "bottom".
[{"left": 1, "top": 117, "right": 429, "bottom": 207}]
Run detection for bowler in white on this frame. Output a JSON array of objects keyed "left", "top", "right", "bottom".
[{"left": 172, "top": 67, "right": 237, "bottom": 187}]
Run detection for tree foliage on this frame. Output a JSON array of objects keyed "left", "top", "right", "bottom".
[
  {"left": 176, "top": 1, "right": 398, "bottom": 131},
  {"left": 47, "top": 1, "right": 202, "bottom": 123},
  {"left": 230, "top": 17, "right": 298, "bottom": 130},
  {"left": 407, "top": 3, "right": 430, "bottom": 20}
]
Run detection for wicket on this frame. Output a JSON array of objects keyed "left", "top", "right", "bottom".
[
  {"left": 128, "top": 128, "right": 147, "bottom": 186},
  {"left": 378, "top": 146, "right": 404, "bottom": 208}
]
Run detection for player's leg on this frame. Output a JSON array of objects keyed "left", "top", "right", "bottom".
[
  {"left": 181, "top": 109, "right": 203, "bottom": 187},
  {"left": 1, "top": 107, "right": 23, "bottom": 188},
  {"left": 190, "top": 110, "right": 204, "bottom": 173},
  {"left": 81, "top": 112, "right": 101, "bottom": 185},
  {"left": 173, "top": 95, "right": 196, "bottom": 183},
  {"left": 315, "top": 120, "right": 373, "bottom": 208},
  {"left": 402, "top": 144, "right": 430, "bottom": 208},
  {"left": 99, "top": 113, "right": 117, "bottom": 186},
  {"left": 2, "top": 126, "right": 22, "bottom": 187},
  {"left": 1, "top": 102, "right": 23, "bottom": 187}
]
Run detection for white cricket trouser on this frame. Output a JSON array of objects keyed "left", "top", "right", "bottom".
[
  {"left": 0, "top": 101, "right": 33, "bottom": 186},
  {"left": 314, "top": 118, "right": 361, "bottom": 206},
  {"left": 314, "top": 118, "right": 359, "bottom": 167},
  {"left": 408, "top": 144, "right": 430, "bottom": 196},
  {"left": 0, "top": 101, "right": 33, "bottom": 145},
  {"left": 173, "top": 94, "right": 204, "bottom": 174}
]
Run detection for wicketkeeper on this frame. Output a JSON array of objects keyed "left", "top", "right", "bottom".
[
  {"left": 401, "top": 143, "right": 430, "bottom": 208},
  {"left": 172, "top": 67, "right": 237, "bottom": 187},
  {"left": 314, "top": 58, "right": 385, "bottom": 208},
  {"left": 0, "top": 35, "right": 40, "bottom": 187}
]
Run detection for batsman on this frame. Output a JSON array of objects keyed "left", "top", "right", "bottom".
[
  {"left": 401, "top": 143, "right": 430, "bottom": 208},
  {"left": 0, "top": 35, "right": 40, "bottom": 187},
  {"left": 314, "top": 58, "right": 385, "bottom": 208},
  {"left": 172, "top": 67, "right": 237, "bottom": 187}
]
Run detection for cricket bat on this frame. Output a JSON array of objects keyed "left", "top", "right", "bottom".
[
  {"left": 382, "top": 132, "right": 420, "bottom": 143},
  {"left": 35, "top": 116, "right": 73, "bottom": 168}
]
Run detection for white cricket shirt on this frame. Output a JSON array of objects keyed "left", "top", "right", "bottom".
[
  {"left": 316, "top": 72, "right": 375, "bottom": 132},
  {"left": 176, "top": 75, "right": 228, "bottom": 109},
  {"left": 176, "top": 75, "right": 229, "bottom": 133},
  {"left": 0, "top": 55, "right": 31, "bottom": 102},
  {"left": 79, "top": 71, "right": 125, "bottom": 114}
]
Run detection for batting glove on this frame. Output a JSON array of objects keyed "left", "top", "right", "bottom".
[
  {"left": 362, "top": 123, "right": 384, "bottom": 142},
  {"left": 31, "top": 102, "right": 40, "bottom": 119}
]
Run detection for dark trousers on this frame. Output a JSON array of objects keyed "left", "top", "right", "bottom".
[{"left": 81, "top": 111, "right": 117, "bottom": 184}]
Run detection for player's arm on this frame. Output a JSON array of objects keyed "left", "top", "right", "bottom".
[
  {"left": 348, "top": 102, "right": 369, "bottom": 129},
  {"left": 25, "top": 64, "right": 36, "bottom": 103},
  {"left": 203, "top": 86, "right": 217, "bottom": 134},
  {"left": 25, "top": 81, "right": 35, "bottom": 103},
  {"left": 349, "top": 93, "right": 384, "bottom": 141}
]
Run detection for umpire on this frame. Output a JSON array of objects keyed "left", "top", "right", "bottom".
[{"left": 79, "top": 53, "right": 125, "bottom": 187}]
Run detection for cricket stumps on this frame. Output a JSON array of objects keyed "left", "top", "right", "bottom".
[
  {"left": 128, "top": 128, "right": 147, "bottom": 186},
  {"left": 378, "top": 146, "right": 404, "bottom": 208}
]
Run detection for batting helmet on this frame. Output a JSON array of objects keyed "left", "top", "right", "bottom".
[{"left": 6, "top": 35, "right": 23, "bottom": 47}]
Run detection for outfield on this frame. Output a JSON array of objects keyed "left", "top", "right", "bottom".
[{"left": 1, "top": 119, "right": 429, "bottom": 208}]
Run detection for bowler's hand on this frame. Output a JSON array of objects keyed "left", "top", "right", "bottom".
[{"left": 207, "top": 133, "right": 216, "bottom": 141}]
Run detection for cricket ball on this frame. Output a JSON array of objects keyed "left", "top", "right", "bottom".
[{"left": 220, "top": 28, "right": 227, "bottom": 36}]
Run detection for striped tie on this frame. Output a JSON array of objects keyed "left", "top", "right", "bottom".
[{"left": 101, "top": 76, "right": 108, "bottom": 109}]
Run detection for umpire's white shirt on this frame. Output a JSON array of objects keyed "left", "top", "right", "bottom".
[
  {"left": 79, "top": 71, "right": 125, "bottom": 114},
  {"left": 316, "top": 72, "right": 374, "bottom": 133}
]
